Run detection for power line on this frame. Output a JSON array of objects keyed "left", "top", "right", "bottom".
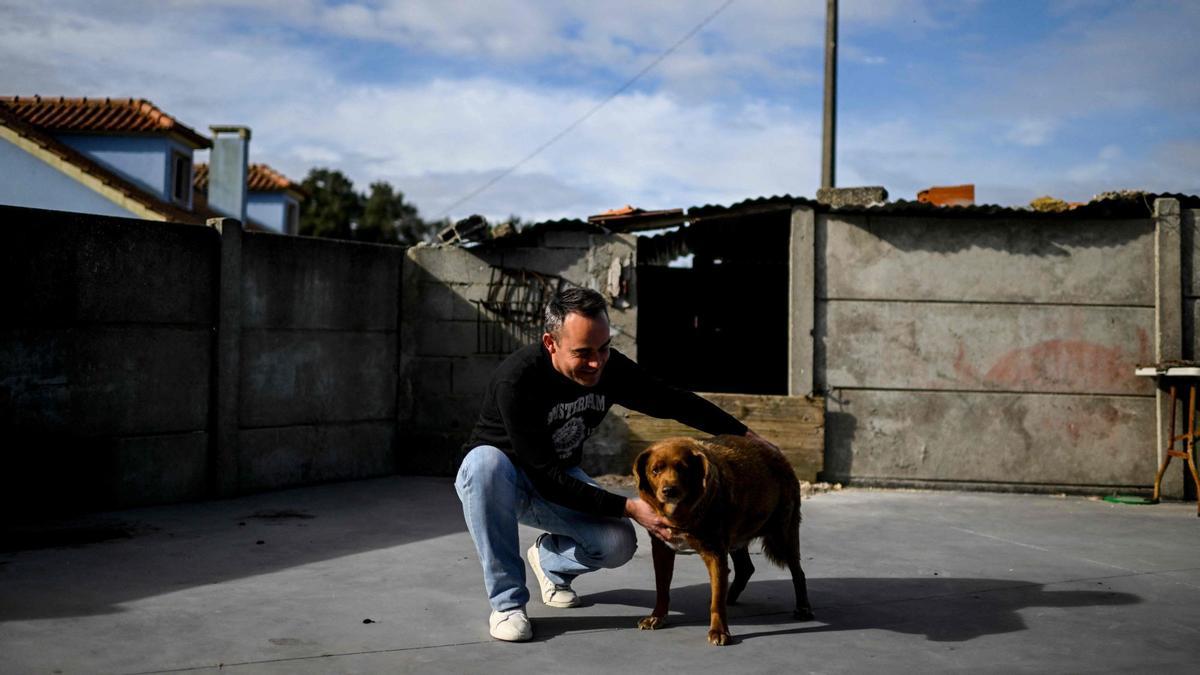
[{"left": 434, "top": 0, "right": 737, "bottom": 220}]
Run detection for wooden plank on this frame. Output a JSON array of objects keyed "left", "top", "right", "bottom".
[{"left": 620, "top": 393, "right": 824, "bottom": 481}]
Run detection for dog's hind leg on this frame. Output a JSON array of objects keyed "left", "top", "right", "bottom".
[
  {"left": 763, "top": 505, "right": 814, "bottom": 621},
  {"left": 786, "top": 557, "right": 814, "bottom": 621},
  {"left": 727, "top": 547, "right": 754, "bottom": 605}
]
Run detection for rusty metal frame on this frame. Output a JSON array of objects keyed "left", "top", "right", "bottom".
[
  {"left": 1153, "top": 382, "right": 1200, "bottom": 516},
  {"left": 473, "top": 267, "right": 565, "bottom": 355}
]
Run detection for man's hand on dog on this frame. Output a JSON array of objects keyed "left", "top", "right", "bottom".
[{"left": 625, "top": 498, "right": 675, "bottom": 542}]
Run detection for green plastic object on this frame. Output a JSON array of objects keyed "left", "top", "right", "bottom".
[{"left": 1102, "top": 495, "right": 1157, "bottom": 505}]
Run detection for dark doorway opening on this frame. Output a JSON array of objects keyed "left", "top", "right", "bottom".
[{"left": 636, "top": 211, "right": 790, "bottom": 394}]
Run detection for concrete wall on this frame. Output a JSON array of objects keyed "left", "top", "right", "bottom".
[
  {"left": 399, "top": 230, "right": 638, "bottom": 475},
  {"left": 2, "top": 207, "right": 216, "bottom": 516},
  {"left": 233, "top": 230, "right": 404, "bottom": 492},
  {"left": 813, "top": 210, "right": 1159, "bottom": 491},
  {"left": 4, "top": 197, "right": 1189, "bottom": 514},
  {"left": 1183, "top": 209, "right": 1200, "bottom": 361},
  {"left": 1, "top": 206, "right": 640, "bottom": 514},
  {"left": 1, "top": 206, "right": 405, "bottom": 517}
]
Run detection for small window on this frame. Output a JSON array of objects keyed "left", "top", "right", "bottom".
[{"left": 171, "top": 151, "right": 191, "bottom": 205}]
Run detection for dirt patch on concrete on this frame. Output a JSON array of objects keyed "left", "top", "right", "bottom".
[{"left": 242, "top": 510, "right": 316, "bottom": 520}]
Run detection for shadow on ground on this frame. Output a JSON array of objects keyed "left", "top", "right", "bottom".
[
  {"left": 531, "top": 577, "right": 1141, "bottom": 644},
  {"left": 0, "top": 476, "right": 467, "bottom": 622}
]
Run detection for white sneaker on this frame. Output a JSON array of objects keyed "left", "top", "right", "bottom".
[
  {"left": 526, "top": 534, "right": 580, "bottom": 608},
  {"left": 488, "top": 607, "right": 532, "bottom": 642}
]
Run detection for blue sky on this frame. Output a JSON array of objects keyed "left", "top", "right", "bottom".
[{"left": 1, "top": 0, "right": 1197, "bottom": 223}]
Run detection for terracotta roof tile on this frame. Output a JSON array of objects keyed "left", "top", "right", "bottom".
[
  {"left": 0, "top": 96, "right": 210, "bottom": 148},
  {"left": 918, "top": 184, "right": 975, "bottom": 207},
  {"left": 193, "top": 163, "right": 306, "bottom": 197}
]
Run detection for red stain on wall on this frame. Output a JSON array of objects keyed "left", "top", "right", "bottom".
[
  {"left": 953, "top": 342, "right": 983, "bottom": 384},
  {"left": 985, "top": 339, "right": 1137, "bottom": 392}
]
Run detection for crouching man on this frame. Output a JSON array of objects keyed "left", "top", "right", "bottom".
[{"left": 455, "top": 287, "right": 772, "bottom": 641}]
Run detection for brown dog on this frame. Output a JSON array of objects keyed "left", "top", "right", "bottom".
[{"left": 633, "top": 435, "right": 813, "bottom": 645}]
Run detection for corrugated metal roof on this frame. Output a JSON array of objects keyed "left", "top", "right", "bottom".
[
  {"left": 688, "top": 192, "right": 1200, "bottom": 220},
  {"left": 482, "top": 217, "right": 604, "bottom": 247},
  {"left": 587, "top": 206, "right": 686, "bottom": 232},
  {"left": 521, "top": 218, "right": 600, "bottom": 233},
  {"left": 1, "top": 96, "right": 211, "bottom": 149},
  {"left": 456, "top": 191, "right": 1200, "bottom": 250}
]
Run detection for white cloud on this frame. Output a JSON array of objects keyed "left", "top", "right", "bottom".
[
  {"left": 1004, "top": 118, "right": 1058, "bottom": 147},
  {"left": 1098, "top": 144, "right": 1122, "bottom": 162},
  {"left": 259, "top": 79, "right": 819, "bottom": 221},
  {"left": 0, "top": 0, "right": 832, "bottom": 222},
  {"left": 289, "top": 145, "right": 344, "bottom": 165},
  {"left": 0, "top": 0, "right": 1195, "bottom": 225},
  {"left": 0, "top": 0, "right": 827, "bottom": 221}
]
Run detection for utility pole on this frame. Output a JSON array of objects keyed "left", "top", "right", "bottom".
[{"left": 821, "top": 0, "right": 837, "bottom": 189}]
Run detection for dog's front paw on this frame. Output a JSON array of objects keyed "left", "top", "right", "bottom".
[
  {"left": 638, "top": 615, "right": 667, "bottom": 630},
  {"left": 707, "top": 628, "right": 731, "bottom": 646},
  {"left": 793, "top": 606, "right": 815, "bottom": 621}
]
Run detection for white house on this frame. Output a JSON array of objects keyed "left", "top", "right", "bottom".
[{"left": 0, "top": 96, "right": 302, "bottom": 231}]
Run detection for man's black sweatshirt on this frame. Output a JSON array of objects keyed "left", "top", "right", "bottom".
[{"left": 463, "top": 343, "right": 747, "bottom": 518}]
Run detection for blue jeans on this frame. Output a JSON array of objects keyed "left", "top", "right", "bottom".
[{"left": 455, "top": 445, "right": 637, "bottom": 612}]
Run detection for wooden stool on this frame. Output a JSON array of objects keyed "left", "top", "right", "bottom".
[{"left": 1152, "top": 381, "right": 1200, "bottom": 516}]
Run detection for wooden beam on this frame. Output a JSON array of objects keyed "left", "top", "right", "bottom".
[{"left": 621, "top": 393, "right": 825, "bottom": 481}]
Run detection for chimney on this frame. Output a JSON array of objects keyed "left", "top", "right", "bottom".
[{"left": 208, "top": 126, "right": 251, "bottom": 222}]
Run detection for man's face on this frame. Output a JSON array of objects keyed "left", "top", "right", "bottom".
[{"left": 543, "top": 311, "right": 611, "bottom": 387}]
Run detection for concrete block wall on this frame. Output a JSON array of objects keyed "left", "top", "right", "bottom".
[
  {"left": 399, "top": 232, "right": 638, "bottom": 475},
  {"left": 1184, "top": 208, "right": 1200, "bottom": 361},
  {"left": 1, "top": 206, "right": 217, "bottom": 516},
  {"left": 814, "top": 212, "right": 1159, "bottom": 491},
  {"left": 1155, "top": 203, "right": 1200, "bottom": 498},
  {"left": 6, "top": 199, "right": 1189, "bottom": 513},
  {"left": 233, "top": 231, "right": 404, "bottom": 492},
  {"left": 1, "top": 207, "right": 407, "bottom": 517}
]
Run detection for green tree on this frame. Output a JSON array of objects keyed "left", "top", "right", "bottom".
[
  {"left": 360, "top": 181, "right": 439, "bottom": 245},
  {"left": 299, "top": 168, "right": 441, "bottom": 245},
  {"left": 299, "top": 168, "right": 361, "bottom": 240}
]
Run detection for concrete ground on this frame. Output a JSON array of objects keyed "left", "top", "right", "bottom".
[{"left": 2, "top": 476, "right": 1198, "bottom": 675}]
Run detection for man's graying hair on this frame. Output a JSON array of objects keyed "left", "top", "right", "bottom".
[{"left": 544, "top": 287, "right": 608, "bottom": 339}]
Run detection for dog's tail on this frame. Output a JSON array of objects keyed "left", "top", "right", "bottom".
[{"left": 761, "top": 493, "right": 801, "bottom": 569}]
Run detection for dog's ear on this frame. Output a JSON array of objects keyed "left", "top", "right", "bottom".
[
  {"left": 633, "top": 448, "right": 654, "bottom": 495},
  {"left": 687, "top": 445, "right": 719, "bottom": 494}
]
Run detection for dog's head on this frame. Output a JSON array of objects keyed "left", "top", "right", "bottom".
[{"left": 633, "top": 438, "right": 718, "bottom": 519}]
